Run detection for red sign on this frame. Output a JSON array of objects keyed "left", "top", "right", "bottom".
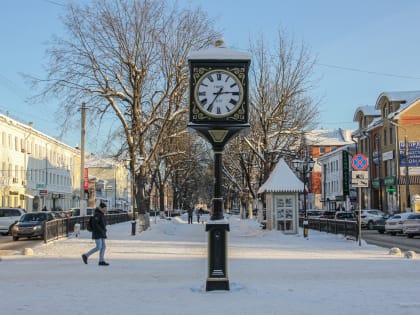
[
  {"left": 351, "top": 154, "right": 369, "bottom": 170},
  {"left": 84, "top": 168, "right": 89, "bottom": 191},
  {"left": 39, "top": 190, "right": 48, "bottom": 196}
]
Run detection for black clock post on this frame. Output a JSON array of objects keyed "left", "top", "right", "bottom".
[{"left": 187, "top": 41, "right": 251, "bottom": 291}]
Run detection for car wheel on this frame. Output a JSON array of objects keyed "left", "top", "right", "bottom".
[
  {"left": 378, "top": 230, "right": 385, "bottom": 234},
  {"left": 1, "top": 232, "right": 8, "bottom": 236},
  {"left": 13, "top": 236, "right": 19, "bottom": 241},
  {"left": 407, "top": 234, "right": 414, "bottom": 238},
  {"left": 367, "top": 221, "right": 374, "bottom": 230}
]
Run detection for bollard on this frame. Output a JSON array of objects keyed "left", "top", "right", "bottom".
[
  {"left": 131, "top": 220, "right": 136, "bottom": 236},
  {"left": 74, "top": 223, "right": 81, "bottom": 237},
  {"left": 303, "top": 220, "right": 309, "bottom": 238}
]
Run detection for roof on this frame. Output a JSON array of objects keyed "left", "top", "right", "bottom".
[
  {"left": 375, "top": 91, "right": 420, "bottom": 111},
  {"left": 85, "top": 155, "right": 118, "bottom": 168},
  {"left": 305, "top": 129, "right": 354, "bottom": 146},
  {"left": 257, "top": 158, "right": 304, "bottom": 193},
  {"left": 353, "top": 105, "right": 380, "bottom": 121},
  {"left": 188, "top": 40, "right": 251, "bottom": 61}
]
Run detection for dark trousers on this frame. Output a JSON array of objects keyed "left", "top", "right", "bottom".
[{"left": 188, "top": 216, "right": 193, "bottom": 224}]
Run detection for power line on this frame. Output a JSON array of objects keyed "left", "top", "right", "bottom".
[
  {"left": 316, "top": 62, "right": 420, "bottom": 80},
  {"left": 43, "top": 0, "right": 65, "bottom": 7}
]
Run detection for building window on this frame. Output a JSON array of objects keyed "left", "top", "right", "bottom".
[
  {"left": 389, "top": 128, "right": 393, "bottom": 144},
  {"left": 320, "top": 147, "right": 326, "bottom": 154}
]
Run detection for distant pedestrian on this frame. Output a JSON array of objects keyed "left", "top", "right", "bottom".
[
  {"left": 196, "top": 208, "right": 201, "bottom": 223},
  {"left": 81, "top": 202, "right": 109, "bottom": 266},
  {"left": 42, "top": 206, "right": 47, "bottom": 211},
  {"left": 187, "top": 208, "right": 193, "bottom": 224}
]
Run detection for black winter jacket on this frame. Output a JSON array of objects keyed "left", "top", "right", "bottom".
[{"left": 91, "top": 208, "right": 107, "bottom": 239}]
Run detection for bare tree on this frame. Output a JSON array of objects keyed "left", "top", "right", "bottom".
[
  {"left": 224, "top": 29, "right": 319, "bottom": 213},
  {"left": 32, "top": 0, "right": 220, "bottom": 229}
]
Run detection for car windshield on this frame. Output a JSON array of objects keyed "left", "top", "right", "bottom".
[
  {"left": 408, "top": 214, "right": 420, "bottom": 220},
  {"left": 21, "top": 213, "right": 47, "bottom": 222}
]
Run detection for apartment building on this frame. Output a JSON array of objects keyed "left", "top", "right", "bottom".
[
  {"left": 303, "top": 129, "right": 354, "bottom": 209},
  {"left": 0, "top": 114, "right": 81, "bottom": 211},
  {"left": 353, "top": 91, "right": 420, "bottom": 213}
]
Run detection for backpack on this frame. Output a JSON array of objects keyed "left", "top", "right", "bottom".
[{"left": 86, "top": 217, "right": 93, "bottom": 232}]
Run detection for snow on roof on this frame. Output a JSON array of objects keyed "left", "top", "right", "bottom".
[
  {"left": 375, "top": 90, "right": 420, "bottom": 110},
  {"left": 188, "top": 40, "right": 251, "bottom": 61},
  {"left": 353, "top": 105, "right": 380, "bottom": 121},
  {"left": 257, "top": 158, "right": 304, "bottom": 193},
  {"left": 85, "top": 155, "right": 117, "bottom": 168},
  {"left": 305, "top": 129, "right": 354, "bottom": 146}
]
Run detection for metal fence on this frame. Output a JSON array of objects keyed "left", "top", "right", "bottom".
[
  {"left": 44, "top": 213, "right": 131, "bottom": 243},
  {"left": 299, "top": 218, "right": 359, "bottom": 239}
]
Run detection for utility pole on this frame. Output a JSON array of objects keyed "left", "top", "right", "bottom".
[
  {"left": 405, "top": 135, "right": 411, "bottom": 210},
  {"left": 80, "top": 102, "right": 87, "bottom": 216}
]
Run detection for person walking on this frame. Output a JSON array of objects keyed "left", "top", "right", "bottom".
[
  {"left": 196, "top": 208, "right": 201, "bottom": 223},
  {"left": 187, "top": 208, "right": 193, "bottom": 224},
  {"left": 81, "top": 202, "right": 109, "bottom": 266}
]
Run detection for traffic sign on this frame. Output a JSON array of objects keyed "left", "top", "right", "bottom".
[
  {"left": 351, "top": 153, "right": 369, "bottom": 170},
  {"left": 352, "top": 171, "right": 369, "bottom": 180},
  {"left": 352, "top": 179, "right": 369, "bottom": 188}
]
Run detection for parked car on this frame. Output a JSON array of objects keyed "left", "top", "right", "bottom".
[
  {"left": 108, "top": 208, "right": 126, "bottom": 214},
  {"left": 68, "top": 207, "right": 96, "bottom": 216},
  {"left": 402, "top": 213, "right": 420, "bottom": 238},
  {"left": 372, "top": 214, "right": 392, "bottom": 234},
  {"left": 320, "top": 211, "right": 336, "bottom": 219},
  {"left": 50, "top": 211, "right": 66, "bottom": 219},
  {"left": 384, "top": 212, "right": 413, "bottom": 235},
  {"left": 334, "top": 211, "right": 357, "bottom": 221},
  {"left": 11, "top": 212, "right": 55, "bottom": 241},
  {"left": 354, "top": 209, "right": 385, "bottom": 230},
  {"left": 0, "top": 207, "right": 26, "bottom": 235},
  {"left": 306, "top": 210, "right": 323, "bottom": 218}
]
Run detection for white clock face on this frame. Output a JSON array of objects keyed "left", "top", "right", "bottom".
[{"left": 194, "top": 70, "right": 244, "bottom": 118}]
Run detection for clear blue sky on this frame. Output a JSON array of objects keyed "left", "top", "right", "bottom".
[{"left": 2, "top": 0, "right": 420, "bottom": 152}]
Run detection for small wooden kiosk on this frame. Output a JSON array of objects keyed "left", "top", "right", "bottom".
[{"left": 258, "top": 159, "right": 304, "bottom": 234}]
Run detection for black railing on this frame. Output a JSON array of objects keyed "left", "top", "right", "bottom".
[
  {"left": 44, "top": 213, "right": 131, "bottom": 243},
  {"left": 299, "top": 217, "right": 359, "bottom": 239}
]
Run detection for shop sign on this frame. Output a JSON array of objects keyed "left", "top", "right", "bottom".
[
  {"left": 371, "top": 179, "right": 380, "bottom": 189},
  {"left": 384, "top": 176, "right": 396, "bottom": 186}
]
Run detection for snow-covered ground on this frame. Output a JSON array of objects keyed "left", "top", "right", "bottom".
[{"left": 1, "top": 214, "right": 420, "bottom": 315}]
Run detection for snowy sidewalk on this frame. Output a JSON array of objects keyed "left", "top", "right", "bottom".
[{"left": 1, "top": 215, "right": 420, "bottom": 315}]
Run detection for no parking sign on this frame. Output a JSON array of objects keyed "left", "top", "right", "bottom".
[{"left": 351, "top": 153, "right": 369, "bottom": 170}]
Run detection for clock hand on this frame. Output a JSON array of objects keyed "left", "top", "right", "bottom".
[
  {"left": 207, "top": 87, "right": 223, "bottom": 111},
  {"left": 213, "top": 91, "right": 237, "bottom": 95}
]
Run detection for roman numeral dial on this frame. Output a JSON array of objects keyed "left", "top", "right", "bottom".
[{"left": 194, "top": 69, "right": 244, "bottom": 118}]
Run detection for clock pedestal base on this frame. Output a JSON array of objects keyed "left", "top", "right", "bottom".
[{"left": 205, "top": 223, "right": 230, "bottom": 291}]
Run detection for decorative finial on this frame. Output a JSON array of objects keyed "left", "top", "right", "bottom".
[{"left": 215, "top": 38, "right": 226, "bottom": 48}]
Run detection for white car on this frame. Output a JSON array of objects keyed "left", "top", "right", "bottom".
[
  {"left": 0, "top": 208, "right": 26, "bottom": 235},
  {"left": 402, "top": 213, "right": 420, "bottom": 238},
  {"left": 355, "top": 209, "right": 385, "bottom": 230},
  {"left": 384, "top": 212, "right": 413, "bottom": 235}
]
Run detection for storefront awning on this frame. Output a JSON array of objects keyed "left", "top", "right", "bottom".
[{"left": 24, "top": 194, "right": 34, "bottom": 199}]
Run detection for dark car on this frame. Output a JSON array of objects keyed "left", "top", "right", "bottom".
[
  {"left": 11, "top": 212, "right": 55, "bottom": 241},
  {"left": 320, "top": 211, "right": 336, "bottom": 219},
  {"left": 334, "top": 211, "right": 357, "bottom": 221},
  {"left": 372, "top": 214, "right": 392, "bottom": 234}
]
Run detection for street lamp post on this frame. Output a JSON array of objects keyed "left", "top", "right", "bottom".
[
  {"left": 293, "top": 157, "right": 315, "bottom": 238},
  {"left": 386, "top": 119, "right": 410, "bottom": 211},
  {"left": 293, "top": 157, "right": 315, "bottom": 216}
]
